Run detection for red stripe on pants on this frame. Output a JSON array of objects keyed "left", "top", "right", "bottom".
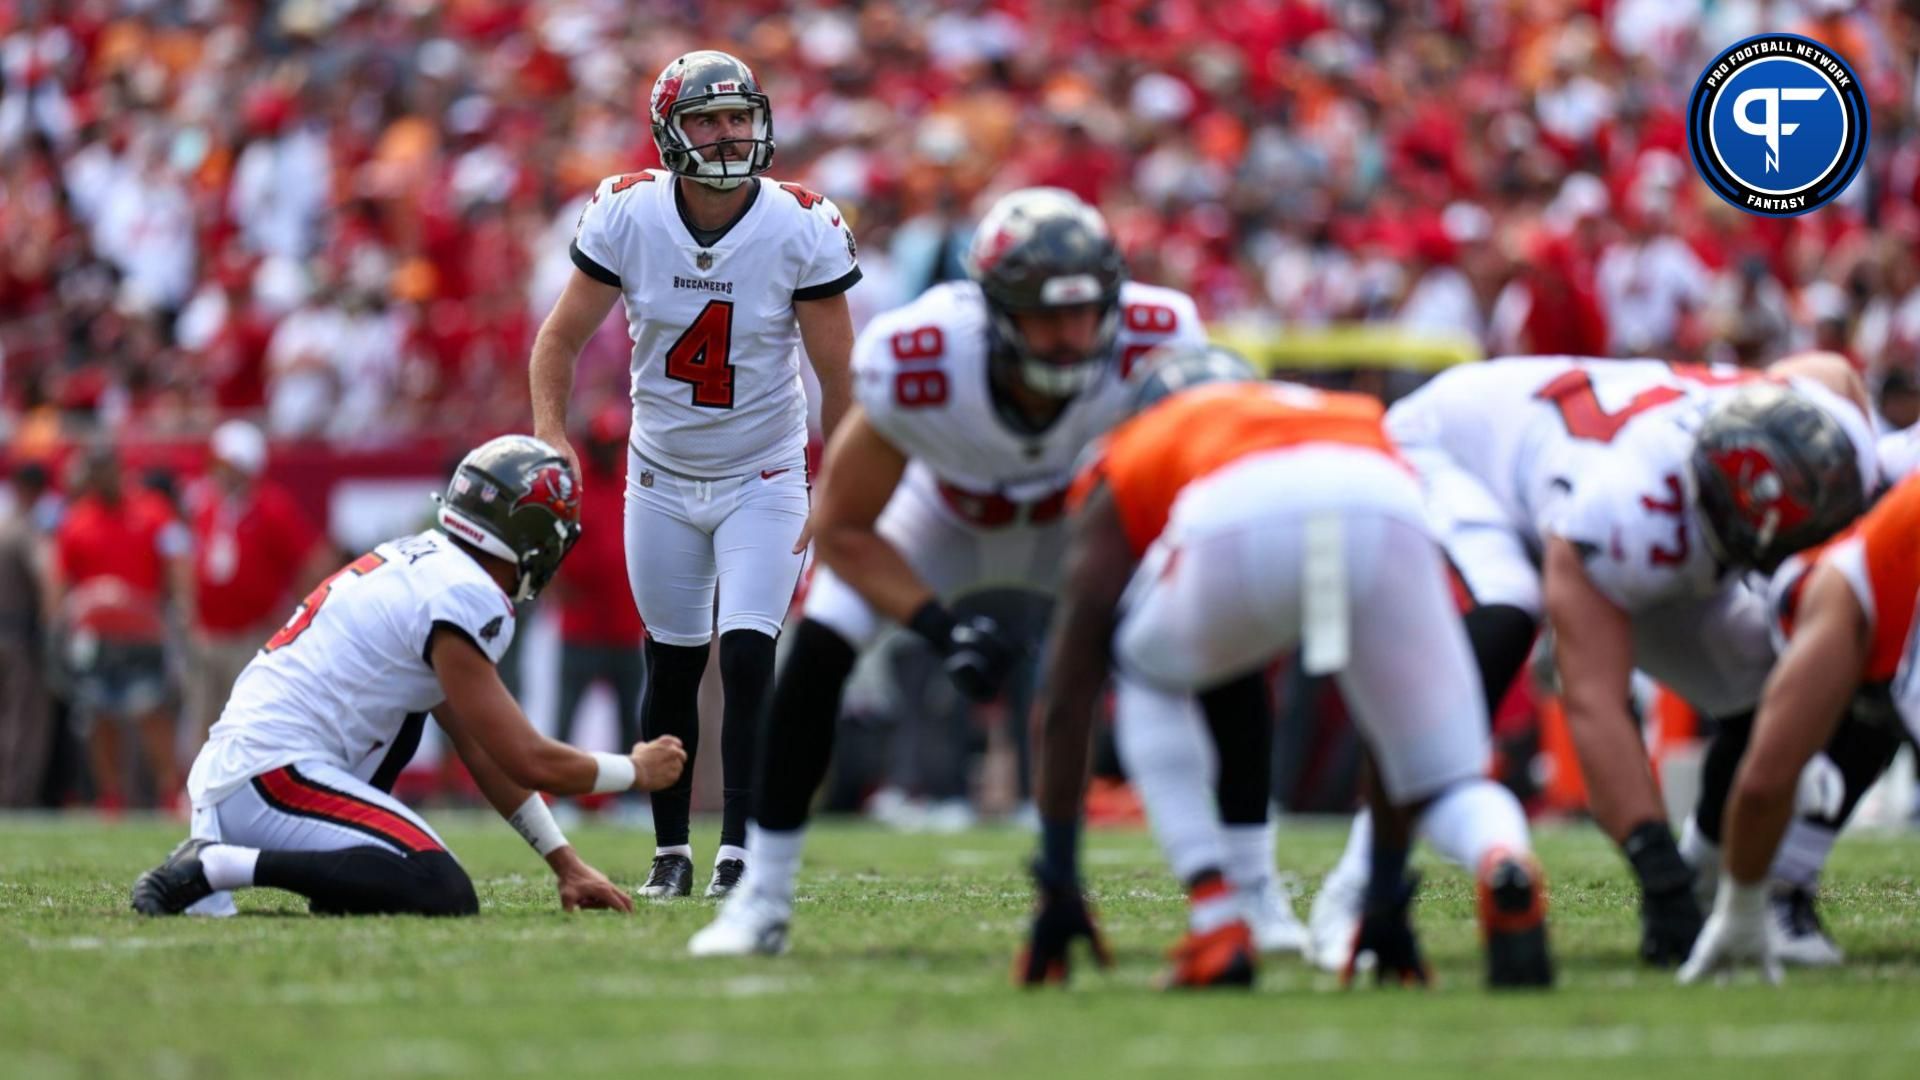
[{"left": 256, "top": 767, "right": 443, "bottom": 853}]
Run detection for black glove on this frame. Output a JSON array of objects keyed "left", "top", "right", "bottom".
[
  {"left": 1624, "top": 821, "right": 1704, "bottom": 967},
  {"left": 909, "top": 601, "right": 1021, "bottom": 702},
  {"left": 1018, "top": 859, "right": 1112, "bottom": 987},
  {"left": 1342, "top": 872, "right": 1431, "bottom": 988}
]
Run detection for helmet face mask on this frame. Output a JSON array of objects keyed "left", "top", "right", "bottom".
[
  {"left": 651, "top": 51, "right": 775, "bottom": 191},
  {"left": 1689, "top": 386, "right": 1866, "bottom": 573},
  {"left": 967, "top": 188, "right": 1127, "bottom": 399},
  {"left": 435, "top": 436, "right": 583, "bottom": 603}
]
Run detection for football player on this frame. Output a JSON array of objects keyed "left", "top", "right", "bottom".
[
  {"left": 1023, "top": 345, "right": 1551, "bottom": 989},
  {"left": 1681, "top": 472, "right": 1920, "bottom": 982},
  {"left": 1306, "top": 354, "right": 1883, "bottom": 970},
  {"left": 131, "top": 436, "right": 688, "bottom": 918},
  {"left": 687, "top": 188, "right": 1276, "bottom": 957},
  {"left": 528, "top": 51, "right": 860, "bottom": 898}
]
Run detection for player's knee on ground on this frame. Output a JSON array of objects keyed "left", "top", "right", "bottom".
[
  {"left": 263, "top": 846, "right": 478, "bottom": 917},
  {"left": 407, "top": 851, "right": 480, "bottom": 917}
]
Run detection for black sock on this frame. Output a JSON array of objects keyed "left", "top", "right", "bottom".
[
  {"left": 718, "top": 629, "right": 776, "bottom": 851},
  {"left": 1818, "top": 714, "right": 1904, "bottom": 827},
  {"left": 1199, "top": 672, "right": 1273, "bottom": 826},
  {"left": 642, "top": 636, "right": 712, "bottom": 849},
  {"left": 1693, "top": 711, "right": 1755, "bottom": 844},
  {"left": 255, "top": 847, "right": 477, "bottom": 917},
  {"left": 753, "top": 619, "right": 857, "bottom": 832},
  {"left": 1462, "top": 603, "right": 1538, "bottom": 713},
  {"left": 1364, "top": 840, "right": 1412, "bottom": 914}
]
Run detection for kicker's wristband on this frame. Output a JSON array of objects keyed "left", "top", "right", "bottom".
[
  {"left": 508, "top": 793, "right": 569, "bottom": 857},
  {"left": 591, "top": 752, "right": 637, "bottom": 794},
  {"left": 907, "top": 599, "right": 958, "bottom": 649}
]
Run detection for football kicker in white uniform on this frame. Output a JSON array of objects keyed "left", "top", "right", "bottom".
[
  {"left": 130, "top": 437, "right": 686, "bottom": 919},
  {"left": 688, "top": 187, "right": 1318, "bottom": 958},
  {"left": 1307, "top": 354, "right": 1882, "bottom": 971},
  {"left": 530, "top": 50, "right": 860, "bottom": 900}
]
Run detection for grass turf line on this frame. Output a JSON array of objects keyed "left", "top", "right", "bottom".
[{"left": 3, "top": 816, "right": 1918, "bottom": 1078}]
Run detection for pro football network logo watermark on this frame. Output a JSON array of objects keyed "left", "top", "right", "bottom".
[{"left": 1687, "top": 34, "right": 1868, "bottom": 217}]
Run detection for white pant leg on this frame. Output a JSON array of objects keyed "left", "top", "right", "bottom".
[
  {"left": 210, "top": 761, "right": 448, "bottom": 856},
  {"left": 1337, "top": 514, "right": 1491, "bottom": 803},
  {"left": 1114, "top": 675, "right": 1227, "bottom": 885},
  {"left": 625, "top": 449, "right": 718, "bottom": 646},
  {"left": 713, "top": 464, "right": 811, "bottom": 638}
]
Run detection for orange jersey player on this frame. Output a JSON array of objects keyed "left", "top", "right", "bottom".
[
  {"left": 1023, "top": 344, "right": 1552, "bottom": 991},
  {"left": 1682, "top": 474, "right": 1920, "bottom": 982}
]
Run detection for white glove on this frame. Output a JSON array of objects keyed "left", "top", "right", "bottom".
[
  {"left": 1794, "top": 752, "right": 1844, "bottom": 820},
  {"left": 1678, "top": 879, "right": 1781, "bottom": 986}
]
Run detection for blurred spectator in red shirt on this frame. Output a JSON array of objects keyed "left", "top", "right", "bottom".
[
  {"left": 48, "top": 442, "right": 191, "bottom": 810},
  {"left": 546, "top": 408, "right": 646, "bottom": 775},
  {"left": 184, "top": 420, "right": 329, "bottom": 751}
]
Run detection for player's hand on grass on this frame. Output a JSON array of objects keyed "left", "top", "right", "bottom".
[
  {"left": 1638, "top": 879, "right": 1706, "bottom": 968},
  {"left": 629, "top": 736, "right": 687, "bottom": 792},
  {"left": 1018, "top": 861, "right": 1112, "bottom": 986},
  {"left": 548, "top": 848, "right": 635, "bottom": 914},
  {"left": 1678, "top": 881, "right": 1780, "bottom": 986}
]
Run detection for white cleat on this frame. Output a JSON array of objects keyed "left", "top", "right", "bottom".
[
  {"left": 1307, "top": 861, "right": 1365, "bottom": 972},
  {"left": 1768, "top": 886, "right": 1844, "bottom": 967},
  {"left": 1246, "top": 877, "right": 1310, "bottom": 957},
  {"left": 688, "top": 891, "right": 792, "bottom": 958}
]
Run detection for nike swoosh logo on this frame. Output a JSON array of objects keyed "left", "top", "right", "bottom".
[
  {"left": 761, "top": 469, "right": 791, "bottom": 480},
  {"left": 830, "top": 216, "right": 842, "bottom": 227}
]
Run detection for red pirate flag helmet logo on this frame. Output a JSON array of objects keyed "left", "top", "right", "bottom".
[
  {"left": 514, "top": 463, "right": 579, "bottom": 522},
  {"left": 1707, "top": 445, "right": 1811, "bottom": 534}
]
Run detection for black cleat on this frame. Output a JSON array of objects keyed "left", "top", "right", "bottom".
[
  {"left": 1479, "top": 851, "right": 1554, "bottom": 989},
  {"left": 705, "top": 858, "right": 747, "bottom": 899},
  {"left": 1342, "top": 873, "right": 1431, "bottom": 988},
  {"left": 639, "top": 853, "right": 694, "bottom": 899},
  {"left": 1770, "top": 885, "right": 1844, "bottom": 966},
  {"left": 131, "top": 839, "right": 215, "bottom": 916}
]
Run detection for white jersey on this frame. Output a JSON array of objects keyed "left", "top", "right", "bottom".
[
  {"left": 1387, "top": 356, "right": 1872, "bottom": 599},
  {"left": 1879, "top": 422, "right": 1920, "bottom": 485},
  {"left": 187, "top": 530, "right": 517, "bottom": 806},
  {"left": 851, "top": 280, "right": 1204, "bottom": 519},
  {"left": 1545, "top": 372, "right": 1877, "bottom": 612},
  {"left": 572, "top": 169, "right": 861, "bottom": 477}
]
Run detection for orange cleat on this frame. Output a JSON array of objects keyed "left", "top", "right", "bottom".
[
  {"left": 1161, "top": 919, "right": 1257, "bottom": 990},
  {"left": 1478, "top": 848, "right": 1554, "bottom": 989}
]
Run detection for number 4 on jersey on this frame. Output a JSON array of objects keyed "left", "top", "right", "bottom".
[{"left": 666, "top": 299, "right": 736, "bottom": 409}]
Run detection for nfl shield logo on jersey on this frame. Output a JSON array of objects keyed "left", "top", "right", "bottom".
[
  {"left": 641, "top": 470, "right": 656, "bottom": 488},
  {"left": 696, "top": 250, "right": 714, "bottom": 271}
]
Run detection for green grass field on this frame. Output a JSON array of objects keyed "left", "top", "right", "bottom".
[{"left": 4, "top": 815, "right": 1919, "bottom": 1078}]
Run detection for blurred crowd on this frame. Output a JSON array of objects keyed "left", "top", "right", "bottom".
[
  {"left": 8, "top": 0, "right": 1920, "bottom": 451},
  {"left": 11, "top": 0, "right": 1920, "bottom": 816}
]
